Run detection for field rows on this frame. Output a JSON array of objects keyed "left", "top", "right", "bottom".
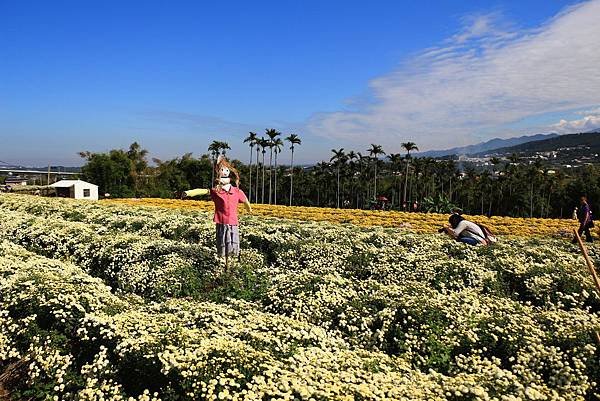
[
  {"left": 105, "top": 198, "right": 580, "bottom": 238},
  {"left": 1, "top": 193, "right": 599, "bottom": 400}
]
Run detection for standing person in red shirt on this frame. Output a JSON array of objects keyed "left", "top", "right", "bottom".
[{"left": 184, "top": 157, "right": 252, "bottom": 268}]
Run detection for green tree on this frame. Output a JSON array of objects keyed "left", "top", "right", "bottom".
[
  {"left": 218, "top": 141, "right": 231, "bottom": 156},
  {"left": 265, "top": 129, "right": 281, "bottom": 204},
  {"left": 330, "top": 148, "right": 346, "bottom": 208},
  {"left": 126, "top": 142, "right": 149, "bottom": 196},
  {"left": 207, "top": 141, "right": 221, "bottom": 184},
  {"left": 285, "top": 133, "right": 302, "bottom": 206},
  {"left": 244, "top": 132, "right": 258, "bottom": 202},
  {"left": 346, "top": 150, "right": 359, "bottom": 208},
  {"left": 79, "top": 149, "right": 135, "bottom": 197},
  {"left": 152, "top": 157, "right": 190, "bottom": 197},
  {"left": 401, "top": 142, "right": 419, "bottom": 204},
  {"left": 272, "top": 138, "right": 284, "bottom": 205},
  {"left": 368, "top": 144, "right": 385, "bottom": 199},
  {"left": 387, "top": 153, "right": 403, "bottom": 207},
  {"left": 257, "top": 137, "right": 269, "bottom": 203},
  {"left": 254, "top": 137, "right": 262, "bottom": 203}
]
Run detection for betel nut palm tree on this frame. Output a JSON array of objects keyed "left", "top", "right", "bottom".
[
  {"left": 367, "top": 144, "right": 385, "bottom": 200},
  {"left": 265, "top": 128, "right": 281, "bottom": 204},
  {"left": 285, "top": 133, "right": 302, "bottom": 206},
  {"left": 272, "top": 137, "right": 284, "bottom": 205},
  {"left": 330, "top": 148, "right": 346, "bottom": 209},
  {"left": 244, "top": 132, "right": 258, "bottom": 201},
  {"left": 401, "top": 141, "right": 419, "bottom": 204}
]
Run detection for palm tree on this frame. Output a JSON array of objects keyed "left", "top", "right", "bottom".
[
  {"left": 387, "top": 153, "right": 403, "bottom": 207},
  {"left": 265, "top": 129, "right": 281, "bottom": 204},
  {"left": 218, "top": 141, "right": 231, "bottom": 156},
  {"left": 244, "top": 132, "right": 258, "bottom": 201},
  {"left": 356, "top": 152, "right": 369, "bottom": 206},
  {"left": 479, "top": 170, "right": 491, "bottom": 215},
  {"left": 367, "top": 144, "right": 385, "bottom": 199},
  {"left": 314, "top": 161, "right": 330, "bottom": 206},
  {"left": 464, "top": 166, "right": 477, "bottom": 213},
  {"left": 272, "top": 138, "right": 284, "bottom": 205},
  {"left": 330, "top": 148, "right": 346, "bottom": 208},
  {"left": 255, "top": 138, "right": 262, "bottom": 203},
  {"left": 126, "top": 142, "right": 149, "bottom": 196},
  {"left": 528, "top": 160, "right": 543, "bottom": 217},
  {"left": 401, "top": 142, "right": 419, "bottom": 204},
  {"left": 208, "top": 141, "right": 221, "bottom": 184},
  {"left": 285, "top": 133, "right": 302, "bottom": 206},
  {"left": 346, "top": 150, "right": 358, "bottom": 207},
  {"left": 257, "top": 137, "right": 268, "bottom": 203},
  {"left": 488, "top": 157, "right": 502, "bottom": 215}
]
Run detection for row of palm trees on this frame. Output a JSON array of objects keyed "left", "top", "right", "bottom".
[
  {"left": 311, "top": 146, "right": 587, "bottom": 218},
  {"left": 82, "top": 139, "right": 587, "bottom": 218},
  {"left": 209, "top": 130, "right": 302, "bottom": 206},
  {"left": 329, "top": 142, "right": 419, "bottom": 209},
  {"left": 241, "top": 130, "right": 302, "bottom": 206},
  {"left": 207, "top": 141, "right": 231, "bottom": 184},
  {"left": 208, "top": 137, "right": 533, "bottom": 215},
  {"left": 209, "top": 136, "right": 419, "bottom": 209}
]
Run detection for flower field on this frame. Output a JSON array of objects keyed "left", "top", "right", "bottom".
[
  {"left": 105, "top": 198, "right": 580, "bottom": 238},
  {"left": 1, "top": 193, "right": 600, "bottom": 400}
]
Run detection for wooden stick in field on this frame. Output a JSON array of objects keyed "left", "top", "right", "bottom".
[
  {"left": 573, "top": 228, "right": 600, "bottom": 344},
  {"left": 573, "top": 228, "right": 600, "bottom": 295}
]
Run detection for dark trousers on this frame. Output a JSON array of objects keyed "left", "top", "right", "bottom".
[
  {"left": 578, "top": 223, "right": 593, "bottom": 242},
  {"left": 459, "top": 236, "right": 480, "bottom": 246}
]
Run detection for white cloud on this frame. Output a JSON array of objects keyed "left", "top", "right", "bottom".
[
  {"left": 307, "top": 0, "right": 600, "bottom": 151},
  {"left": 576, "top": 107, "right": 600, "bottom": 116},
  {"left": 552, "top": 113, "right": 600, "bottom": 133}
]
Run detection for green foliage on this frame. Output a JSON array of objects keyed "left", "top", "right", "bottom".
[
  {"left": 2, "top": 197, "right": 600, "bottom": 399},
  {"left": 421, "top": 194, "right": 458, "bottom": 213},
  {"left": 80, "top": 150, "right": 135, "bottom": 198},
  {"left": 73, "top": 139, "right": 600, "bottom": 220}
]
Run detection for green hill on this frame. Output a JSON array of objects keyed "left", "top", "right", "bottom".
[{"left": 472, "top": 131, "right": 600, "bottom": 162}]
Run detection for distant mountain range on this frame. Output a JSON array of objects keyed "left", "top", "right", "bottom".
[
  {"left": 471, "top": 130, "right": 600, "bottom": 157},
  {"left": 417, "top": 133, "right": 560, "bottom": 158}
]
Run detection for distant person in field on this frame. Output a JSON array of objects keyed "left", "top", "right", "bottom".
[
  {"left": 574, "top": 196, "right": 594, "bottom": 243},
  {"left": 440, "top": 213, "right": 496, "bottom": 246},
  {"left": 183, "top": 156, "right": 252, "bottom": 267}
]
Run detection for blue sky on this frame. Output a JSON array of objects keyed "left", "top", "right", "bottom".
[{"left": 2, "top": 0, "right": 600, "bottom": 166}]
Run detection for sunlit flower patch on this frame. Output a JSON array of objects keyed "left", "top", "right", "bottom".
[
  {"left": 105, "top": 197, "right": 579, "bottom": 237},
  {"left": 0, "top": 193, "right": 599, "bottom": 400}
]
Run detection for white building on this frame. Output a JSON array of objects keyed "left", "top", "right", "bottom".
[{"left": 49, "top": 180, "right": 98, "bottom": 200}]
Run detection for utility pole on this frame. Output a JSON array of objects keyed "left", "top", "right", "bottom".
[{"left": 47, "top": 164, "right": 50, "bottom": 185}]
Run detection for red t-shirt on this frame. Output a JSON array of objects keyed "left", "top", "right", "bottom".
[{"left": 210, "top": 186, "right": 248, "bottom": 225}]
